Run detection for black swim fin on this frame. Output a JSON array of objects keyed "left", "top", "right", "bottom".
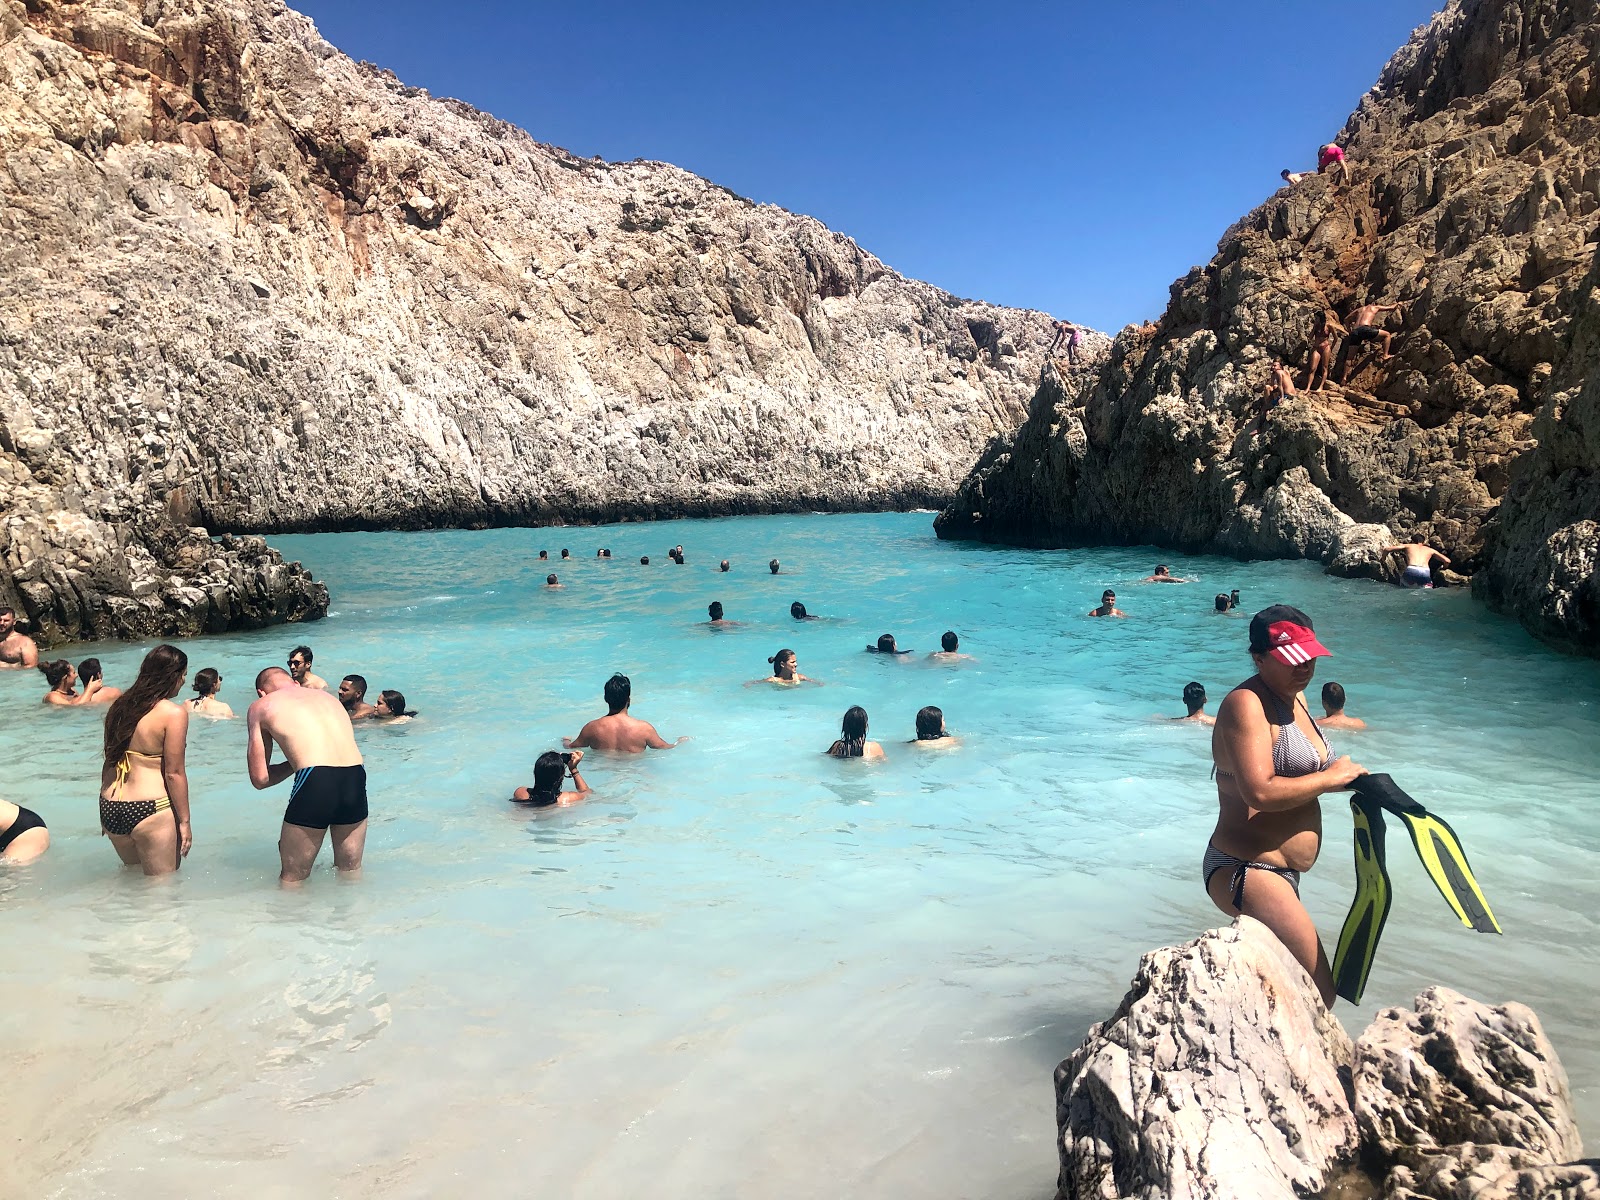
[
  {"left": 1354, "top": 774, "right": 1501, "bottom": 936},
  {"left": 1332, "top": 792, "right": 1394, "bottom": 1005}
]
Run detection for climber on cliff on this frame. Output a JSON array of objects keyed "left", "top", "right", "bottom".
[
  {"left": 0, "top": 607, "right": 39, "bottom": 670},
  {"left": 1382, "top": 541, "right": 1450, "bottom": 588},
  {"left": 1050, "top": 319, "right": 1082, "bottom": 367},
  {"left": 1338, "top": 301, "right": 1402, "bottom": 383},
  {"left": 1280, "top": 168, "right": 1306, "bottom": 186},
  {"left": 1317, "top": 142, "right": 1348, "bottom": 182},
  {"left": 1264, "top": 358, "right": 1297, "bottom": 411},
  {"left": 1304, "top": 310, "right": 1345, "bottom": 392}
]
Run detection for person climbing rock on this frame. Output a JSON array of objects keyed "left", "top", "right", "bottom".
[
  {"left": 1317, "top": 142, "right": 1348, "bottom": 182},
  {"left": 1339, "top": 301, "right": 1402, "bottom": 384},
  {"left": 1050, "top": 319, "right": 1082, "bottom": 366},
  {"left": 1303, "top": 310, "right": 1344, "bottom": 392},
  {"left": 1280, "top": 168, "right": 1306, "bottom": 186}
]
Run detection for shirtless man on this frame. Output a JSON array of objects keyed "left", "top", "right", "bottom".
[
  {"left": 1173, "top": 682, "right": 1215, "bottom": 726},
  {"left": 77, "top": 658, "right": 121, "bottom": 705},
  {"left": 1266, "top": 358, "right": 1296, "bottom": 407},
  {"left": 338, "top": 674, "right": 377, "bottom": 719},
  {"left": 1087, "top": 589, "right": 1125, "bottom": 618},
  {"left": 928, "top": 631, "right": 972, "bottom": 661},
  {"left": 564, "top": 673, "right": 687, "bottom": 753},
  {"left": 287, "top": 645, "right": 328, "bottom": 690},
  {"left": 1383, "top": 540, "right": 1450, "bottom": 588},
  {"left": 1144, "top": 564, "right": 1191, "bottom": 584},
  {"left": 247, "top": 666, "right": 367, "bottom": 884},
  {"left": 707, "top": 602, "right": 741, "bottom": 628},
  {"left": 1339, "top": 301, "right": 1402, "bottom": 382},
  {"left": 1050, "top": 319, "right": 1082, "bottom": 365},
  {"left": 0, "top": 607, "right": 39, "bottom": 670},
  {"left": 1317, "top": 681, "right": 1367, "bottom": 731}
]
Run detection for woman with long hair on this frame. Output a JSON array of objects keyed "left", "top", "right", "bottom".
[
  {"left": 825, "top": 706, "right": 884, "bottom": 760},
  {"left": 910, "top": 706, "right": 956, "bottom": 746},
  {"left": 99, "top": 644, "right": 191, "bottom": 875},
  {"left": 1205, "top": 605, "right": 1365, "bottom": 1005},
  {"left": 39, "top": 659, "right": 101, "bottom": 706},
  {"left": 188, "top": 667, "right": 234, "bottom": 718},
  {"left": 372, "top": 690, "right": 415, "bottom": 720},
  {"left": 512, "top": 750, "right": 592, "bottom": 808}
]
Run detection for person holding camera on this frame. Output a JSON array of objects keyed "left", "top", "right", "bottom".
[{"left": 512, "top": 750, "right": 592, "bottom": 807}]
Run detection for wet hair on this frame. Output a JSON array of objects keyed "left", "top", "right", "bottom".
[
  {"left": 833, "top": 706, "right": 869, "bottom": 757},
  {"left": 290, "top": 645, "right": 313, "bottom": 665},
  {"left": 378, "top": 689, "right": 415, "bottom": 717},
  {"left": 0, "top": 605, "right": 13, "bottom": 618},
  {"left": 875, "top": 634, "right": 897, "bottom": 653},
  {"left": 720, "top": 560, "right": 730, "bottom": 572},
  {"left": 940, "top": 631, "right": 958, "bottom": 652},
  {"left": 103, "top": 644, "right": 188, "bottom": 770},
  {"left": 1183, "top": 682, "right": 1207, "bottom": 712},
  {"left": 640, "top": 556, "right": 650, "bottom": 565},
  {"left": 538, "top": 550, "right": 548, "bottom": 559},
  {"left": 523, "top": 750, "right": 568, "bottom": 807},
  {"left": 915, "top": 706, "right": 945, "bottom": 740},
  {"left": 769, "top": 559, "right": 780, "bottom": 574},
  {"left": 39, "top": 659, "right": 72, "bottom": 688},
  {"left": 77, "top": 657, "right": 103, "bottom": 683},
  {"left": 1101, "top": 590, "right": 1116, "bottom": 602},
  {"left": 547, "top": 574, "right": 559, "bottom": 585},
  {"left": 1322, "top": 681, "right": 1347, "bottom": 711},
  {"left": 255, "top": 665, "right": 290, "bottom": 691},
  {"left": 561, "top": 549, "right": 570, "bottom": 558},
  {"left": 342, "top": 674, "right": 368, "bottom": 698},
  {"left": 192, "top": 667, "right": 222, "bottom": 698},
  {"left": 768, "top": 648, "right": 796, "bottom": 675},
  {"left": 1154, "top": 564, "right": 1169, "bottom": 574},
  {"left": 604, "top": 673, "right": 631, "bottom": 713},
  {"left": 709, "top": 601, "right": 724, "bottom": 620},
  {"left": 1215, "top": 593, "right": 1230, "bottom": 612},
  {"left": 790, "top": 601, "right": 808, "bottom": 619},
  {"left": 1249, "top": 604, "right": 1315, "bottom": 655}
]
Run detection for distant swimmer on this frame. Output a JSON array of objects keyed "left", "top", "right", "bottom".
[
  {"left": 77, "top": 658, "right": 121, "bottom": 705},
  {"left": 39, "top": 660, "right": 98, "bottom": 707},
  {"left": 791, "top": 601, "right": 820, "bottom": 621},
  {"left": 1173, "top": 682, "right": 1215, "bottom": 725},
  {"left": 564, "top": 673, "right": 687, "bottom": 753},
  {"left": 1317, "top": 682, "right": 1367, "bottom": 731},
  {"left": 757, "top": 648, "right": 816, "bottom": 686},
  {"left": 1317, "top": 141, "right": 1348, "bottom": 182},
  {"left": 1382, "top": 540, "right": 1449, "bottom": 588},
  {"left": 339, "top": 674, "right": 377, "bottom": 719},
  {"left": 866, "top": 633, "right": 912, "bottom": 655},
  {"left": 546, "top": 574, "right": 561, "bottom": 588},
  {"left": 99, "top": 644, "right": 191, "bottom": 876},
  {"left": 640, "top": 556, "right": 650, "bottom": 565},
  {"left": 720, "top": 560, "right": 731, "bottom": 572},
  {"left": 0, "top": 798, "right": 49, "bottom": 864},
  {"left": 910, "top": 705, "right": 957, "bottom": 746},
  {"left": 538, "top": 550, "right": 549, "bottom": 560},
  {"left": 1304, "top": 310, "right": 1344, "bottom": 392},
  {"left": 1050, "top": 318, "right": 1082, "bottom": 366},
  {"left": 929, "top": 631, "right": 972, "bottom": 661},
  {"left": 561, "top": 549, "right": 570, "bottom": 560},
  {"left": 287, "top": 646, "right": 327, "bottom": 690},
  {"left": 1087, "top": 589, "right": 1125, "bottom": 618},
  {"left": 513, "top": 750, "right": 592, "bottom": 807},
  {"left": 1144, "top": 564, "right": 1192, "bottom": 584},
  {"left": 188, "top": 668, "right": 235, "bottom": 718},
  {"left": 1339, "top": 301, "right": 1403, "bottom": 382},
  {"left": 825, "top": 706, "right": 884, "bottom": 760},
  {"left": 1215, "top": 593, "right": 1232, "bottom": 613},
  {"left": 769, "top": 559, "right": 781, "bottom": 575},
  {"left": 372, "top": 689, "right": 416, "bottom": 720},
  {"left": 247, "top": 665, "right": 367, "bottom": 885},
  {"left": 0, "top": 606, "right": 39, "bottom": 670},
  {"left": 707, "top": 601, "right": 742, "bottom": 628}
]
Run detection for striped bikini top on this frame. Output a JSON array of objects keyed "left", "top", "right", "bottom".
[{"left": 1213, "top": 687, "right": 1333, "bottom": 780}]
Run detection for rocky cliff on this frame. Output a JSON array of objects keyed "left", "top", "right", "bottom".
[
  {"left": 0, "top": 0, "right": 1076, "bottom": 645},
  {"left": 936, "top": 0, "right": 1600, "bottom": 654}
]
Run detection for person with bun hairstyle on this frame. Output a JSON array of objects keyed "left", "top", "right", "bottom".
[
  {"left": 188, "top": 668, "right": 234, "bottom": 718},
  {"left": 98, "top": 644, "right": 191, "bottom": 875},
  {"left": 756, "top": 649, "right": 815, "bottom": 686},
  {"left": 39, "top": 659, "right": 98, "bottom": 706},
  {"left": 1205, "top": 605, "right": 1366, "bottom": 1005}
]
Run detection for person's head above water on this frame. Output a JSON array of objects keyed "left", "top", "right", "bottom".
[
  {"left": 1152, "top": 565, "right": 1170, "bottom": 577},
  {"left": 287, "top": 645, "right": 313, "bottom": 681},
  {"left": 538, "top": 550, "right": 548, "bottom": 560},
  {"left": 192, "top": 667, "right": 222, "bottom": 697},
  {"left": 375, "top": 689, "right": 413, "bottom": 718},
  {"left": 720, "top": 560, "right": 730, "bottom": 572},
  {"left": 561, "top": 549, "right": 570, "bottom": 559},
  {"left": 708, "top": 601, "right": 724, "bottom": 621},
  {"left": 914, "top": 705, "right": 946, "bottom": 740},
  {"left": 1215, "top": 593, "right": 1230, "bottom": 612},
  {"left": 1321, "top": 681, "right": 1347, "bottom": 713},
  {"left": 77, "top": 657, "right": 104, "bottom": 683},
  {"left": 640, "top": 556, "right": 650, "bottom": 565},
  {"left": 39, "top": 659, "right": 73, "bottom": 688},
  {"left": 940, "top": 631, "right": 958, "bottom": 652},
  {"left": 768, "top": 648, "right": 798, "bottom": 679},
  {"left": 842, "top": 705, "right": 868, "bottom": 740},
  {"left": 769, "top": 559, "right": 780, "bottom": 574},
  {"left": 1101, "top": 590, "right": 1116, "bottom": 605},
  {"left": 546, "top": 574, "right": 559, "bottom": 586},
  {"left": 339, "top": 674, "right": 368, "bottom": 702},
  {"left": 523, "top": 750, "right": 568, "bottom": 806},
  {"left": 872, "top": 634, "right": 900, "bottom": 653},
  {"left": 790, "top": 601, "right": 808, "bottom": 620},
  {"left": 1182, "top": 681, "right": 1207, "bottom": 713},
  {"left": 604, "top": 673, "right": 631, "bottom": 714}
]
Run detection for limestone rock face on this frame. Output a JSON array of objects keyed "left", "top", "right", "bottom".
[
  {"left": 1052, "top": 918, "right": 1358, "bottom": 1200},
  {"left": 938, "top": 0, "right": 1600, "bottom": 654},
  {"left": 0, "top": 0, "right": 1076, "bottom": 643}
]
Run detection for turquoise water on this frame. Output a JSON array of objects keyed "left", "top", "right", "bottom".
[{"left": 3, "top": 511, "right": 1597, "bottom": 1198}]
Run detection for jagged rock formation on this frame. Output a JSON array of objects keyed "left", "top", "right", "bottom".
[
  {"left": 0, "top": 0, "right": 1078, "bottom": 644},
  {"left": 937, "top": 0, "right": 1600, "bottom": 655},
  {"left": 1054, "top": 919, "right": 1591, "bottom": 1200}
]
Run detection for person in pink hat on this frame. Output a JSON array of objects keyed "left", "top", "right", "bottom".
[{"left": 1203, "top": 604, "right": 1367, "bottom": 1005}]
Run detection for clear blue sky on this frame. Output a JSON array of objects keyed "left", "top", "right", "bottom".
[{"left": 296, "top": 0, "right": 1441, "bottom": 331}]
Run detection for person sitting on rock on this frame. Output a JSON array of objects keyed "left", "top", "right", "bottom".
[
  {"left": 1303, "top": 310, "right": 1344, "bottom": 392},
  {"left": 1317, "top": 682, "right": 1367, "bottom": 731},
  {"left": 188, "top": 668, "right": 235, "bottom": 718},
  {"left": 1316, "top": 142, "right": 1348, "bottom": 182},
  {"left": 1382, "top": 540, "right": 1450, "bottom": 588},
  {"left": 77, "top": 659, "right": 121, "bottom": 705},
  {"left": 1339, "top": 301, "right": 1403, "bottom": 383},
  {"left": 40, "top": 659, "right": 101, "bottom": 706},
  {"left": 1172, "top": 682, "right": 1215, "bottom": 725},
  {"left": 339, "top": 674, "right": 377, "bottom": 720},
  {"left": 0, "top": 607, "right": 39, "bottom": 670},
  {"left": 1087, "top": 590, "right": 1125, "bottom": 618},
  {"left": 1258, "top": 358, "right": 1296, "bottom": 423},
  {"left": 287, "top": 646, "right": 327, "bottom": 690},
  {"left": 866, "top": 633, "right": 913, "bottom": 655}
]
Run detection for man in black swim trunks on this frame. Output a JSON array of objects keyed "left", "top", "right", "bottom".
[
  {"left": 247, "top": 666, "right": 368, "bottom": 885},
  {"left": 1339, "top": 301, "right": 1401, "bottom": 382}
]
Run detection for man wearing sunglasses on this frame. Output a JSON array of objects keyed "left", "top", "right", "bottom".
[{"left": 287, "top": 645, "right": 328, "bottom": 690}]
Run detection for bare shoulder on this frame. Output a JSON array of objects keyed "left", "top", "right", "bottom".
[{"left": 1215, "top": 686, "right": 1261, "bottom": 723}]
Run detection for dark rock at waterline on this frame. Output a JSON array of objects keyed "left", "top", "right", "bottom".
[{"left": 938, "top": 0, "right": 1600, "bottom": 655}]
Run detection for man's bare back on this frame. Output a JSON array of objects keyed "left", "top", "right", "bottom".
[
  {"left": 564, "top": 711, "right": 681, "bottom": 753},
  {"left": 0, "top": 610, "right": 38, "bottom": 669},
  {"left": 1349, "top": 302, "right": 1395, "bottom": 328},
  {"left": 248, "top": 679, "right": 362, "bottom": 787}
]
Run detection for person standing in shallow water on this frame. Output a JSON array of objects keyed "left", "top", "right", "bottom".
[
  {"left": 1205, "top": 605, "right": 1366, "bottom": 1006},
  {"left": 1173, "top": 682, "right": 1214, "bottom": 725},
  {"left": 564, "top": 674, "right": 687, "bottom": 753},
  {"left": 99, "top": 644, "right": 191, "bottom": 876}
]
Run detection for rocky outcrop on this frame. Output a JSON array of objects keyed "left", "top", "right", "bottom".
[
  {"left": 937, "top": 0, "right": 1600, "bottom": 653},
  {"left": 1054, "top": 920, "right": 1590, "bottom": 1200},
  {"left": 0, "top": 0, "right": 1078, "bottom": 643}
]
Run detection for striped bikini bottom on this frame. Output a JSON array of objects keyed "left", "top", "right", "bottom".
[{"left": 1202, "top": 843, "right": 1302, "bottom": 910}]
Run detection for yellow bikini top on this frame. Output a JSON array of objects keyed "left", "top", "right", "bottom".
[{"left": 109, "top": 749, "right": 163, "bottom": 798}]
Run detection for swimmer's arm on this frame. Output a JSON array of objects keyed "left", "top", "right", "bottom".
[
  {"left": 1214, "top": 691, "right": 1360, "bottom": 810},
  {"left": 12, "top": 638, "right": 38, "bottom": 669},
  {"left": 164, "top": 705, "right": 192, "bottom": 855},
  {"left": 562, "top": 730, "right": 592, "bottom": 749},
  {"left": 642, "top": 724, "right": 684, "bottom": 750}
]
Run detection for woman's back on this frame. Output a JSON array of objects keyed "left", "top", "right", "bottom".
[{"left": 101, "top": 700, "right": 177, "bottom": 800}]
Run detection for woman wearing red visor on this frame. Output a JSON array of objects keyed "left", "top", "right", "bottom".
[{"left": 1205, "top": 604, "right": 1367, "bottom": 1005}]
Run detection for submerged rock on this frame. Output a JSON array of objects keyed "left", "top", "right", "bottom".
[{"left": 938, "top": 0, "right": 1600, "bottom": 655}]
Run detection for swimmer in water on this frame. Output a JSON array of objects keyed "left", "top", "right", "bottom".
[
  {"left": 1316, "top": 682, "right": 1367, "bottom": 731},
  {"left": 372, "top": 690, "right": 416, "bottom": 720},
  {"left": 538, "top": 550, "right": 548, "bottom": 561},
  {"left": 39, "top": 660, "right": 99, "bottom": 706},
  {"left": 909, "top": 705, "right": 957, "bottom": 746},
  {"left": 720, "top": 560, "right": 731, "bottom": 572},
  {"left": 513, "top": 750, "right": 592, "bottom": 807},
  {"left": 791, "top": 601, "right": 819, "bottom": 621},
  {"left": 769, "top": 559, "right": 781, "bottom": 575},
  {"left": 287, "top": 646, "right": 328, "bottom": 690},
  {"left": 0, "top": 606, "right": 39, "bottom": 670},
  {"left": 561, "top": 549, "right": 570, "bottom": 560},
  {"left": 188, "top": 668, "right": 235, "bottom": 718},
  {"left": 928, "top": 631, "right": 972, "bottom": 661},
  {"left": 564, "top": 674, "right": 687, "bottom": 753},
  {"left": 1173, "top": 682, "right": 1215, "bottom": 725},
  {"left": 707, "top": 601, "right": 742, "bottom": 628},
  {"left": 1087, "top": 590, "right": 1125, "bottom": 618},
  {"left": 640, "top": 556, "right": 650, "bottom": 565},
  {"left": 1144, "top": 564, "right": 1191, "bottom": 584},
  {"left": 1215, "top": 593, "right": 1232, "bottom": 613},
  {"left": 339, "top": 674, "right": 377, "bottom": 719},
  {"left": 755, "top": 648, "right": 815, "bottom": 685},
  {"left": 546, "top": 574, "right": 561, "bottom": 588},
  {"left": 825, "top": 706, "right": 884, "bottom": 760},
  {"left": 77, "top": 659, "right": 121, "bottom": 705},
  {"left": 866, "top": 633, "right": 912, "bottom": 655}
]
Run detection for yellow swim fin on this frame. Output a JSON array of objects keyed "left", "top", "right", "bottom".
[{"left": 1332, "top": 793, "right": 1394, "bottom": 1005}]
